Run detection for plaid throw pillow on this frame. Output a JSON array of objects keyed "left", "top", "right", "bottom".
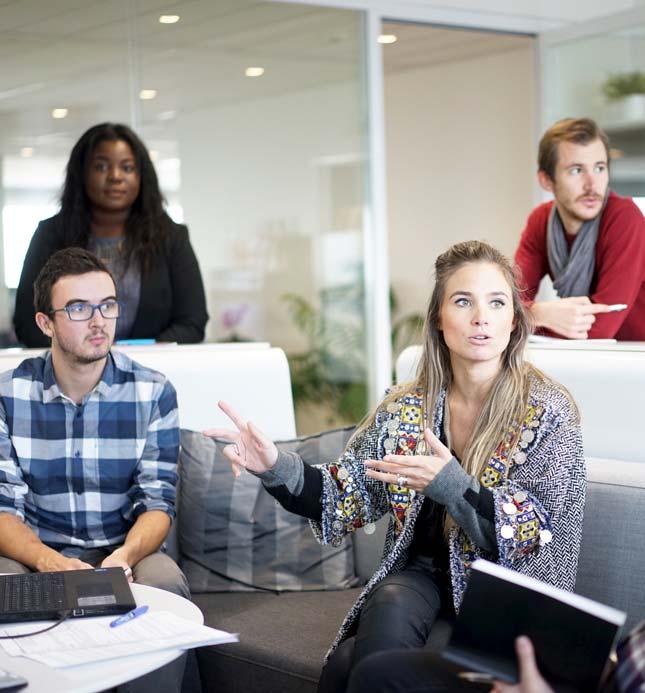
[
  {"left": 178, "top": 427, "right": 359, "bottom": 593},
  {"left": 615, "top": 620, "right": 645, "bottom": 693}
]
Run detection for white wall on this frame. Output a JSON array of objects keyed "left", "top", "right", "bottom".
[
  {"left": 176, "top": 80, "right": 365, "bottom": 348},
  {"left": 176, "top": 35, "right": 539, "bottom": 346},
  {"left": 385, "top": 42, "right": 537, "bottom": 318}
]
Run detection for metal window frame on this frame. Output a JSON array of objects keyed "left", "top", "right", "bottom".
[{"left": 271, "top": 0, "right": 556, "bottom": 405}]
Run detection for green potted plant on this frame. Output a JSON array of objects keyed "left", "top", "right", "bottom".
[
  {"left": 282, "top": 289, "right": 368, "bottom": 434},
  {"left": 282, "top": 287, "right": 424, "bottom": 434},
  {"left": 602, "top": 71, "right": 645, "bottom": 123}
]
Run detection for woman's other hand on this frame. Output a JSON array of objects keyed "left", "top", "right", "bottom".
[
  {"left": 364, "top": 428, "right": 453, "bottom": 492},
  {"left": 491, "top": 636, "right": 555, "bottom": 693},
  {"left": 203, "top": 400, "right": 278, "bottom": 477}
]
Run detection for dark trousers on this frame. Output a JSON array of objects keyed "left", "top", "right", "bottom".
[
  {"left": 317, "top": 557, "right": 453, "bottom": 693},
  {"left": 346, "top": 650, "right": 491, "bottom": 693}
]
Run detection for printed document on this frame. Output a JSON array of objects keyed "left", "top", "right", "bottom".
[{"left": 0, "top": 610, "right": 237, "bottom": 668}]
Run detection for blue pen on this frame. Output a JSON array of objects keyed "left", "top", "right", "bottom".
[{"left": 110, "top": 605, "right": 149, "bottom": 628}]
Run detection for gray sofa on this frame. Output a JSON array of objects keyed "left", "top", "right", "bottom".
[{"left": 184, "top": 453, "right": 645, "bottom": 693}]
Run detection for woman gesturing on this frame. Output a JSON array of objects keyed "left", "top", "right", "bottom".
[{"left": 206, "top": 240, "right": 586, "bottom": 693}]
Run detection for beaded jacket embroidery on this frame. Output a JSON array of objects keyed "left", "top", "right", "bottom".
[{"left": 309, "top": 374, "right": 586, "bottom": 661}]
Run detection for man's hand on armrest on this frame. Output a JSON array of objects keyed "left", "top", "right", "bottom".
[
  {"left": 0, "top": 513, "right": 92, "bottom": 572},
  {"left": 530, "top": 297, "right": 613, "bottom": 339}
]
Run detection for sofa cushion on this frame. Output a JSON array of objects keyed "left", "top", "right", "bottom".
[
  {"left": 178, "top": 427, "right": 359, "bottom": 593},
  {"left": 576, "top": 459, "right": 645, "bottom": 632},
  {"left": 193, "top": 589, "right": 453, "bottom": 693},
  {"left": 193, "top": 588, "right": 362, "bottom": 692}
]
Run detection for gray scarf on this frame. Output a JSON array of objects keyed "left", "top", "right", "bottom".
[{"left": 546, "top": 194, "right": 607, "bottom": 298}]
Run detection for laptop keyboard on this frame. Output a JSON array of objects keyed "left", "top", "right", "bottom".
[{"left": 0, "top": 572, "right": 66, "bottom": 613}]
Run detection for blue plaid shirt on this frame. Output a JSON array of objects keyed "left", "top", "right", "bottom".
[{"left": 0, "top": 350, "right": 179, "bottom": 557}]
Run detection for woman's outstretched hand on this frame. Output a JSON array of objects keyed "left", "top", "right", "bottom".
[
  {"left": 203, "top": 401, "right": 278, "bottom": 477},
  {"left": 364, "top": 428, "right": 453, "bottom": 492}
]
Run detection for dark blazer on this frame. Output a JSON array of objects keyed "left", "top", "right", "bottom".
[{"left": 13, "top": 214, "right": 209, "bottom": 347}]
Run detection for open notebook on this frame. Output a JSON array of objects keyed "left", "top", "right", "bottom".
[{"left": 442, "top": 560, "right": 626, "bottom": 691}]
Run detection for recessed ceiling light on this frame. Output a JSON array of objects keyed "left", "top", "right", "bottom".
[
  {"left": 159, "top": 15, "right": 180, "bottom": 24},
  {"left": 51, "top": 108, "right": 68, "bottom": 119},
  {"left": 20, "top": 147, "right": 34, "bottom": 158},
  {"left": 245, "top": 67, "right": 265, "bottom": 78},
  {"left": 149, "top": 150, "right": 159, "bottom": 161},
  {"left": 158, "top": 110, "right": 176, "bottom": 121},
  {"left": 378, "top": 34, "right": 398, "bottom": 44},
  {"left": 139, "top": 89, "right": 157, "bottom": 100}
]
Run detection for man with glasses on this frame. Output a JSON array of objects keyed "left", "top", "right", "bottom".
[{"left": 0, "top": 248, "right": 188, "bottom": 689}]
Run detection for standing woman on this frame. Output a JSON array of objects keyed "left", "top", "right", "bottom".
[
  {"left": 14, "top": 122, "right": 208, "bottom": 347},
  {"left": 208, "top": 240, "right": 586, "bottom": 693}
]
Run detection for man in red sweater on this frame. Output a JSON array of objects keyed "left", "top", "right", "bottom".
[{"left": 515, "top": 118, "right": 645, "bottom": 340}]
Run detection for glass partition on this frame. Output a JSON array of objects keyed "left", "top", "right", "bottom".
[
  {"left": 542, "top": 16, "right": 645, "bottom": 207},
  {"left": 0, "top": 1, "right": 370, "bottom": 433}
]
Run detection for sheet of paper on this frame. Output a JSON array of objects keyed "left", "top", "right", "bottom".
[{"left": 0, "top": 610, "right": 237, "bottom": 668}]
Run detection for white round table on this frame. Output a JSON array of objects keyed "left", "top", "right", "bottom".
[{"left": 0, "top": 584, "right": 203, "bottom": 692}]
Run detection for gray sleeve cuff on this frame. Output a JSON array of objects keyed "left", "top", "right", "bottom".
[
  {"left": 424, "top": 457, "right": 497, "bottom": 554},
  {"left": 424, "top": 457, "right": 470, "bottom": 503},
  {"left": 254, "top": 449, "right": 304, "bottom": 495}
]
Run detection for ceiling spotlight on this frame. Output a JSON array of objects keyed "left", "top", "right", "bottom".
[
  {"left": 378, "top": 34, "right": 398, "bottom": 44},
  {"left": 139, "top": 89, "right": 157, "bottom": 100},
  {"left": 245, "top": 67, "right": 265, "bottom": 78},
  {"left": 20, "top": 147, "right": 34, "bottom": 158},
  {"left": 51, "top": 108, "right": 68, "bottom": 119},
  {"left": 149, "top": 150, "right": 159, "bottom": 162},
  {"left": 159, "top": 15, "right": 180, "bottom": 24},
  {"left": 158, "top": 110, "right": 176, "bottom": 121}
]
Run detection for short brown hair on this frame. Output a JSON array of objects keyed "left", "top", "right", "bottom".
[
  {"left": 33, "top": 248, "right": 115, "bottom": 314},
  {"left": 538, "top": 118, "right": 610, "bottom": 180}
]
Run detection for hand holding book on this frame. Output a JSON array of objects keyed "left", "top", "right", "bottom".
[
  {"left": 442, "top": 560, "right": 625, "bottom": 692},
  {"left": 491, "top": 636, "right": 555, "bottom": 693}
]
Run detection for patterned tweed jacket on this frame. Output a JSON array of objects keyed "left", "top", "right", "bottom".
[{"left": 310, "top": 374, "right": 586, "bottom": 659}]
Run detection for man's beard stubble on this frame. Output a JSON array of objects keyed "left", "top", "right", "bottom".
[{"left": 56, "top": 329, "right": 112, "bottom": 366}]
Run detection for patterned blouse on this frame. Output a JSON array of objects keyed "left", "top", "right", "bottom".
[{"left": 309, "top": 373, "right": 586, "bottom": 660}]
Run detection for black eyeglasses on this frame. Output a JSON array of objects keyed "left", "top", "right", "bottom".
[{"left": 50, "top": 300, "right": 121, "bottom": 321}]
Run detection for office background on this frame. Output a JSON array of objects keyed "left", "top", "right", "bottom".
[{"left": 1, "top": 0, "right": 644, "bottom": 431}]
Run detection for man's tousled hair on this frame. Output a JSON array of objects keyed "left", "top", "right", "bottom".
[
  {"left": 538, "top": 117, "right": 610, "bottom": 180},
  {"left": 33, "top": 248, "right": 115, "bottom": 314}
]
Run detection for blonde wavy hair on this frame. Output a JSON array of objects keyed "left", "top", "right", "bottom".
[{"left": 355, "top": 240, "right": 574, "bottom": 483}]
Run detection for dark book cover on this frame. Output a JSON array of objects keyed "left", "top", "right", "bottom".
[{"left": 442, "top": 560, "right": 626, "bottom": 692}]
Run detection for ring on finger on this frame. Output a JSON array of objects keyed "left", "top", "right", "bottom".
[{"left": 396, "top": 474, "right": 408, "bottom": 487}]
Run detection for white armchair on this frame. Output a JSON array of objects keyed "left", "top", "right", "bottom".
[{"left": 395, "top": 342, "right": 645, "bottom": 463}]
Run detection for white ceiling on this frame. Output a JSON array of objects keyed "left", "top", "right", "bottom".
[
  {"left": 403, "top": 0, "right": 641, "bottom": 23},
  {"left": 0, "top": 0, "right": 640, "bottom": 162},
  {"left": 293, "top": 0, "right": 645, "bottom": 28},
  {"left": 0, "top": 1, "right": 366, "bottom": 160},
  {"left": 381, "top": 22, "right": 531, "bottom": 73}
]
